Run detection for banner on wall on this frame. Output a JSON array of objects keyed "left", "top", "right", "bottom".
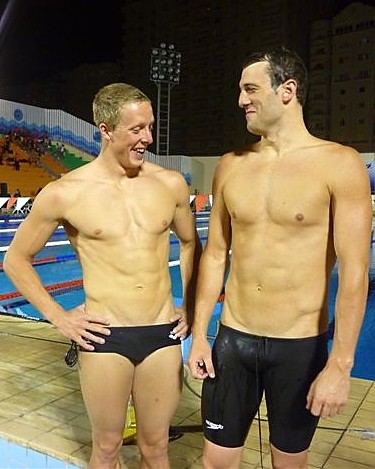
[
  {"left": 189, "top": 194, "right": 212, "bottom": 212},
  {"left": 0, "top": 197, "right": 31, "bottom": 212}
]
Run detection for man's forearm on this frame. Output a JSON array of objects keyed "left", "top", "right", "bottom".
[
  {"left": 179, "top": 235, "right": 202, "bottom": 312},
  {"left": 329, "top": 272, "right": 368, "bottom": 370},
  {"left": 192, "top": 250, "right": 226, "bottom": 339},
  {"left": 3, "top": 255, "right": 65, "bottom": 324}
]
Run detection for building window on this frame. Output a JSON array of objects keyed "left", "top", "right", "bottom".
[
  {"left": 358, "top": 53, "right": 369, "bottom": 60},
  {"left": 339, "top": 73, "right": 349, "bottom": 80},
  {"left": 339, "top": 119, "right": 345, "bottom": 126},
  {"left": 358, "top": 70, "right": 370, "bottom": 79},
  {"left": 340, "top": 89, "right": 346, "bottom": 95}
]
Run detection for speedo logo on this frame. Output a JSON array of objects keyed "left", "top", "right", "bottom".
[{"left": 205, "top": 419, "right": 224, "bottom": 430}]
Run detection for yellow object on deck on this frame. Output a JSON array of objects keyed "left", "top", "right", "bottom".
[{"left": 123, "top": 403, "right": 137, "bottom": 444}]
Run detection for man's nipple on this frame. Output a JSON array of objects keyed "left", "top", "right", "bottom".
[{"left": 295, "top": 213, "right": 304, "bottom": 222}]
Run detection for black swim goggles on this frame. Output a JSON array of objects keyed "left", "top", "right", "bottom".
[{"left": 64, "top": 341, "right": 78, "bottom": 367}]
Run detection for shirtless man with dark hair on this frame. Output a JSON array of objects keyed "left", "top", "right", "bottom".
[
  {"left": 188, "top": 47, "right": 372, "bottom": 468},
  {"left": 4, "top": 82, "right": 201, "bottom": 469}
]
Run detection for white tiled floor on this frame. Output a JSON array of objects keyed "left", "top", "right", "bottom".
[{"left": 0, "top": 315, "right": 374, "bottom": 468}]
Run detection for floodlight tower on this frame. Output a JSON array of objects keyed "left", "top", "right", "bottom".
[{"left": 150, "top": 43, "right": 181, "bottom": 156}]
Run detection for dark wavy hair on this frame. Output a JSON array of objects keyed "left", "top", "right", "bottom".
[{"left": 242, "top": 46, "right": 308, "bottom": 106}]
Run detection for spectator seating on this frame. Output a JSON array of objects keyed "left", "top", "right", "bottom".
[{"left": 0, "top": 161, "right": 54, "bottom": 197}]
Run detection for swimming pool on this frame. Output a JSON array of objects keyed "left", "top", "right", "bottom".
[
  {"left": 0, "top": 438, "right": 79, "bottom": 469},
  {"left": 1, "top": 213, "right": 374, "bottom": 381}
]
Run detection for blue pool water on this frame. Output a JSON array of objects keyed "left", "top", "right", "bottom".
[{"left": 0, "top": 438, "right": 78, "bottom": 469}]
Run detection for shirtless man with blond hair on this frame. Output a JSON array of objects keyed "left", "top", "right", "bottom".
[
  {"left": 4, "top": 82, "right": 201, "bottom": 469},
  {"left": 188, "top": 47, "right": 372, "bottom": 469}
]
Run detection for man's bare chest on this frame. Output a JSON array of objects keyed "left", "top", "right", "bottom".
[{"left": 224, "top": 166, "right": 330, "bottom": 226}]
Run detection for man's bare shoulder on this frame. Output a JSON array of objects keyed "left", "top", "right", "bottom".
[
  {"left": 307, "top": 138, "right": 369, "bottom": 194},
  {"left": 144, "top": 161, "right": 187, "bottom": 186},
  {"left": 214, "top": 143, "right": 259, "bottom": 180},
  {"left": 33, "top": 163, "right": 97, "bottom": 209},
  {"left": 305, "top": 137, "right": 360, "bottom": 160},
  {"left": 219, "top": 141, "right": 261, "bottom": 165},
  {"left": 58, "top": 160, "right": 98, "bottom": 183},
  {"left": 308, "top": 138, "right": 366, "bottom": 173},
  {"left": 32, "top": 178, "right": 77, "bottom": 214}
]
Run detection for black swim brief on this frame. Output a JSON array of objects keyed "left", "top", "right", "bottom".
[
  {"left": 80, "top": 321, "right": 181, "bottom": 364},
  {"left": 201, "top": 323, "right": 328, "bottom": 453}
]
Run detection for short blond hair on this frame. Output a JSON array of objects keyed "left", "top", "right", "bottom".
[{"left": 93, "top": 83, "right": 151, "bottom": 130}]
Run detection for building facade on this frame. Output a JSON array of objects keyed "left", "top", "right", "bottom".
[
  {"left": 308, "top": 2, "right": 375, "bottom": 152},
  {"left": 119, "top": 0, "right": 314, "bottom": 156}
]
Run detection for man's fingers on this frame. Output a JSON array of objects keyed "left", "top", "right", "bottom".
[
  {"left": 190, "top": 361, "right": 208, "bottom": 379},
  {"left": 205, "top": 360, "right": 215, "bottom": 379},
  {"left": 86, "top": 316, "right": 111, "bottom": 326},
  {"left": 77, "top": 339, "right": 95, "bottom": 351},
  {"left": 196, "top": 358, "right": 215, "bottom": 379},
  {"left": 307, "top": 396, "right": 323, "bottom": 417},
  {"left": 308, "top": 397, "right": 344, "bottom": 417},
  {"left": 173, "top": 323, "right": 188, "bottom": 337}
]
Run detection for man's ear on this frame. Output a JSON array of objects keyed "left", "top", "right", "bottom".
[
  {"left": 281, "top": 79, "right": 297, "bottom": 104},
  {"left": 99, "top": 123, "right": 114, "bottom": 141}
]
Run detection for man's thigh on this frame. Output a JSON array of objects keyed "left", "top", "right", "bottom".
[
  {"left": 264, "top": 334, "right": 327, "bottom": 453},
  {"left": 79, "top": 352, "right": 134, "bottom": 433},
  {"left": 132, "top": 345, "right": 182, "bottom": 435}
]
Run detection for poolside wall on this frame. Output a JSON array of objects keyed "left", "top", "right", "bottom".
[
  {"left": 0, "top": 98, "right": 100, "bottom": 157},
  {"left": 2, "top": 98, "right": 371, "bottom": 196},
  {"left": 0, "top": 98, "right": 215, "bottom": 191}
]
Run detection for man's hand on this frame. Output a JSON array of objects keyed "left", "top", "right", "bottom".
[
  {"left": 188, "top": 336, "right": 215, "bottom": 380},
  {"left": 170, "top": 307, "right": 188, "bottom": 339},
  {"left": 53, "top": 304, "right": 111, "bottom": 351},
  {"left": 306, "top": 362, "right": 351, "bottom": 417}
]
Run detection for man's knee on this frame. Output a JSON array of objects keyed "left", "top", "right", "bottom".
[
  {"left": 92, "top": 431, "right": 124, "bottom": 462},
  {"left": 270, "top": 444, "right": 308, "bottom": 469},
  {"left": 137, "top": 432, "right": 169, "bottom": 463},
  {"left": 203, "top": 439, "right": 243, "bottom": 469}
]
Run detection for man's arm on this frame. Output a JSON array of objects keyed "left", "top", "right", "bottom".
[
  {"left": 170, "top": 173, "right": 202, "bottom": 334},
  {"left": 3, "top": 185, "right": 110, "bottom": 349},
  {"left": 188, "top": 157, "right": 232, "bottom": 379},
  {"left": 307, "top": 146, "right": 372, "bottom": 417}
]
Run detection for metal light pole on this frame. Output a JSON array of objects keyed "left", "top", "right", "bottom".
[{"left": 150, "top": 43, "right": 181, "bottom": 156}]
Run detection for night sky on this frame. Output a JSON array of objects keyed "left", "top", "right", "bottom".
[
  {"left": 0, "top": 0, "right": 123, "bottom": 86},
  {"left": 0, "top": 0, "right": 372, "bottom": 100}
]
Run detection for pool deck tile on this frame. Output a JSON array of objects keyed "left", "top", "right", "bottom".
[{"left": 0, "top": 315, "right": 374, "bottom": 468}]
